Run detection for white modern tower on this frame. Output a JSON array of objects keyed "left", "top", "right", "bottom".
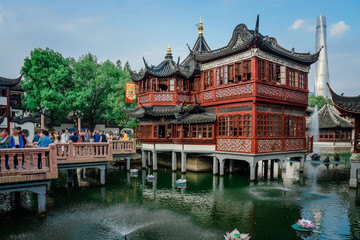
[{"left": 315, "top": 15, "right": 330, "bottom": 98}]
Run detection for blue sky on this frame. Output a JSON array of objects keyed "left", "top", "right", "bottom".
[{"left": 0, "top": 0, "right": 359, "bottom": 94}]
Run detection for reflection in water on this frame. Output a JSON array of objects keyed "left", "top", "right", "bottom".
[{"left": 0, "top": 158, "right": 359, "bottom": 240}]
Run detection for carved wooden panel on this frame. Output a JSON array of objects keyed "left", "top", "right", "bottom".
[
  {"left": 215, "top": 84, "right": 253, "bottom": 99},
  {"left": 257, "top": 139, "right": 283, "bottom": 152},
  {"left": 154, "top": 93, "right": 173, "bottom": 102},
  {"left": 257, "top": 84, "right": 284, "bottom": 100},
  {"left": 286, "top": 90, "right": 307, "bottom": 104},
  {"left": 203, "top": 91, "right": 214, "bottom": 101},
  {"left": 139, "top": 94, "right": 150, "bottom": 103},
  {"left": 216, "top": 138, "right": 251, "bottom": 152},
  {"left": 285, "top": 138, "right": 305, "bottom": 151},
  {"left": 177, "top": 94, "right": 190, "bottom": 103}
]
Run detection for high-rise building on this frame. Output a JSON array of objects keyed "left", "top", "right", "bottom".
[{"left": 315, "top": 15, "right": 330, "bottom": 98}]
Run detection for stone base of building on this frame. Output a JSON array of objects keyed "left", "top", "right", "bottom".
[
  {"left": 157, "top": 153, "right": 212, "bottom": 172},
  {"left": 313, "top": 142, "right": 351, "bottom": 154}
]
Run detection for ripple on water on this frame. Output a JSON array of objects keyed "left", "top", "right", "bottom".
[{"left": 8, "top": 203, "right": 220, "bottom": 240}]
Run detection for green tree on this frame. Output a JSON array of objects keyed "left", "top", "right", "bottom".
[
  {"left": 21, "top": 48, "right": 74, "bottom": 129},
  {"left": 308, "top": 95, "right": 328, "bottom": 109}
]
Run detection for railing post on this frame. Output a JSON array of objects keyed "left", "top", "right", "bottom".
[
  {"left": 49, "top": 143, "right": 58, "bottom": 173},
  {"left": 68, "top": 141, "right": 74, "bottom": 160},
  {"left": 108, "top": 141, "right": 113, "bottom": 159}
]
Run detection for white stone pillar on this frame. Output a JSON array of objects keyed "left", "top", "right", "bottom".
[
  {"left": 300, "top": 155, "right": 305, "bottom": 173},
  {"left": 213, "top": 156, "right": 219, "bottom": 175},
  {"left": 37, "top": 191, "right": 46, "bottom": 214},
  {"left": 99, "top": 166, "right": 106, "bottom": 185},
  {"left": 250, "top": 163, "right": 256, "bottom": 181},
  {"left": 229, "top": 160, "right": 234, "bottom": 173},
  {"left": 172, "top": 151, "right": 177, "bottom": 171},
  {"left": 219, "top": 159, "right": 225, "bottom": 176},
  {"left": 126, "top": 157, "right": 131, "bottom": 171},
  {"left": 147, "top": 151, "right": 152, "bottom": 166},
  {"left": 172, "top": 172, "right": 177, "bottom": 189},
  {"left": 349, "top": 155, "right": 360, "bottom": 188},
  {"left": 153, "top": 151, "right": 158, "bottom": 171},
  {"left": 141, "top": 150, "right": 146, "bottom": 168},
  {"left": 181, "top": 151, "right": 186, "bottom": 173}
]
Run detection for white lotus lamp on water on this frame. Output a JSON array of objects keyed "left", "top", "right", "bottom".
[
  {"left": 175, "top": 179, "right": 187, "bottom": 184},
  {"left": 130, "top": 169, "right": 138, "bottom": 173},
  {"left": 292, "top": 218, "right": 314, "bottom": 232},
  {"left": 297, "top": 219, "right": 314, "bottom": 229},
  {"left": 146, "top": 175, "right": 155, "bottom": 179},
  {"left": 224, "top": 228, "right": 250, "bottom": 240}
]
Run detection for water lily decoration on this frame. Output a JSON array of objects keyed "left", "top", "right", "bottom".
[
  {"left": 297, "top": 219, "right": 314, "bottom": 229},
  {"left": 175, "top": 179, "right": 187, "bottom": 184},
  {"left": 224, "top": 228, "right": 250, "bottom": 240},
  {"left": 130, "top": 169, "right": 138, "bottom": 173},
  {"left": 146, "top": 174, "right": 155, "bottom": 179}
]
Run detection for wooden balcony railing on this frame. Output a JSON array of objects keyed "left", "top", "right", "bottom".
[{"left": 0, "top": 144, "right": 58, "bottom": 184}]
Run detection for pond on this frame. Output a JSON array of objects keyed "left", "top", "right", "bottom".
[{"left": 0, "top": 159, "right": 359, "bottom": 240}]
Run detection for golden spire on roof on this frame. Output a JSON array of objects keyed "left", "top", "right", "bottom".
[
  {"left": 167, "top": 45, "right": 171, "bottom": 54},
  {"left": 198, "top": 17, "right": 203, "bottom": 36}
]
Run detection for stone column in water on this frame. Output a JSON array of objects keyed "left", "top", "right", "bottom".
[
  {"left": 141, "top": 149, "right": 146, "bottom": 168},
  {"left": 181, "top": 151, "right": 186, "bottom": 173},
  {"left": 172, "top": 151, "right": 177, "bottom": 171},
  {"left": 300, "top": 155, "right": 305, "bottom": 173},
  {"left": 147, "top": 151, "right": 152, "bottom": 166},
  {"left": 152, "top": 151, "right": 158, "bottom": 171},
  {"left": 213, "top": 156, "right": 219, "bottom": 175},
  {"left": 126, "top": 157, "right": 131, "bottom": 171},
  {"left": 229, "top": 160, "right": 234, "bottom": 173},
  {"left": 250, "top": 161, "right": 256, "bottom": 181},
  {"left": 219, "top": 159, "right": 225, "bottom": 176}
]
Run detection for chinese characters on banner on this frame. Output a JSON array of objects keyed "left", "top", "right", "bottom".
[{"left": 125, "top": 82, "right": 136, "bottom": 103}]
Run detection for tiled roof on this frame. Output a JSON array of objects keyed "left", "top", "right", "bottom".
[
  {"left": 191, "top": 21, "right": 320, "bottom": 65},
  {"left": 124, "top": 102, "right": 215, "bottom": 124},
  {"left": 328, "top": 83, "right": 360, "bottom": 114},
  {"left": 306, "top": 101, "right": 353, "bottom": 129},
  {"left": 129, "top": 52, "right": 198, "bottom": 82},
  {"left": 0, "top": 75, "right": 22, "bottom": 87},
  {"left": 182, "top": 35, "right": 211, "bottom": 66}
]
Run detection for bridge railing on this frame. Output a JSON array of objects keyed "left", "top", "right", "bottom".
[
  {"left": 110, "top": 139, "right": 136, "bottom": 154},
  {"left": 0, "top": 144, "right": 58, "bottom": 184},
  {"left": 55, "top": 141, "right": 112, "bottom": 161}
]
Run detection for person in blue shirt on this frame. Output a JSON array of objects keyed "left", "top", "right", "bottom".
[
  {"left": 37, "top": 129, "right": 52, "bottom": 169},
  {"left": 32, "top": 131, "right": 40, "bottom": 142},
  {"left": 69, "top": 131, "right": 79, "bottom": 143},
  {"left": 100, "top": 131, "right": 107, "bottom": 142},
  {"left": 93, "top": 130, "right": 100, "bottom": 142},
  {"left": 9, "top": 127, "right": 24, "bottom": 148},
  {"left": 37, "top": 129, "right": 52, "bottom": 148}
]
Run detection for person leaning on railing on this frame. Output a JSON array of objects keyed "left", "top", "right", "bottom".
[
  {"left": 0, "top": 129, "right": 9, "bottom": 170},
  {"left": 37, "top": 129, "right": 52, "bottom": 169},
  {"left": 9, "top": 127, "right": 24, "bottom": 168}
]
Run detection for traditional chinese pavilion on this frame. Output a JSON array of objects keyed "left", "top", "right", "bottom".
[
  {"left": 306, "top": 101, "right": 353, "bottom": 153},
  {"left": 126, "top": 16, "right": 320, "bottom": 180},
  {"left": 328, "top": 84, "right": 360, "bottom": 188},
  {"left": 0, "top": 75, "right": 40, "bottom": 140}
]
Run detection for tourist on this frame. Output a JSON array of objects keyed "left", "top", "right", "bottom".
[
  {"left": 0, "top": 129, "right": 9, "bottom": 169},
  {"left": 65, "top": 128, "right": 70, "bottom": 142},
  {"left": 113, "top": 131, "right": 120, "bottom": 140},
  {"left": 33, "top": 131, "right": 40, "bottom": 142},
  {"left": 122, "top": 131, "right": 129, "bottom": 141},
  {"left": 100, "top": 131, "right": 107, "bottom": 142},
  {"left": 37, "top": 129, "right": 51, "bottom": 148},
  {"left": 37, "top": 129, "right": 51, "bottom": 169},
  {"left": 20, "top": 130, "right": 29, "bottom": 145},
  {"left": 69, "top": 131, "right": 79, "bottom": 143},
  {"left": 93, "top": 130, "right": 100, "bottom": 142},
  {"left": 60, "top": 130, "right": 67, "bottom": 143},
  {"left": 84, "top": 129, "right": 91, "bottom": 142},
  {"left": 9, "top": 127, "right": 24, "bottom": 148},
  {"left": 106, "top": 131, "right": 110, "bottom": 139},
  {"left": 79, "top": 130, "right": 85, "bottom": 142},
  {"left": 0, "top": 130, "right": 9, "bottom": 148}
]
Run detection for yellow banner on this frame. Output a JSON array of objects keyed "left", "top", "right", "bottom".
[{"left": 125, "top": 82, "right": 136, "bottom": 103}]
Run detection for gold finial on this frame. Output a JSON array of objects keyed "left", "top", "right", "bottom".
[
  {"left": 167, "top": 45, "right": 171, "bottom": 54},
  {"left": 198, "top": 17, "right": 203, "bottom": 36}
]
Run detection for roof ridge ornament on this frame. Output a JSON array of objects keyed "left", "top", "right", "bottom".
[
  {"left": 255, "top": 14, "right": 259, "bottom": 35},
  {"left": 198, "top": 17, "right": 203, "bottom": 36}
]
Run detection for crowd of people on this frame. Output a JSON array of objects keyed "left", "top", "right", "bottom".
[{"left": 0, "top": 127, "right": 130, "bottom": 150}]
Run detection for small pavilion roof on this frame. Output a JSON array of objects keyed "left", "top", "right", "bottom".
[
  {"left": 0, "top": 75, "right": 22, "bottom": 87},
  {"left": 190, "top": 15, "right": 320, "bottom": 65},
  {"left": 328, "top": 83, "right": 360, "bottom": 114},
  {"left": 129, "top": 47, "right": 198, "bottom": 82},
  {"left": 306, "top": 101, "right": 353, "bottom": 129}
]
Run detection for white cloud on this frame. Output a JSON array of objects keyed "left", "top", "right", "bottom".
[
  {"left": 329, "top": 21, "right": 350, "bottom": 37},
  {"left": 289, "top": 19, "right": 305, "bottom": 30},
  {"left": 308, "top": 25, "right": 316, "bottom": 32}
]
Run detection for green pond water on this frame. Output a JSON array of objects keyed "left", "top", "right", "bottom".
[{"left": 0, "top": 158, "right": 360, "bottom": 240}]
